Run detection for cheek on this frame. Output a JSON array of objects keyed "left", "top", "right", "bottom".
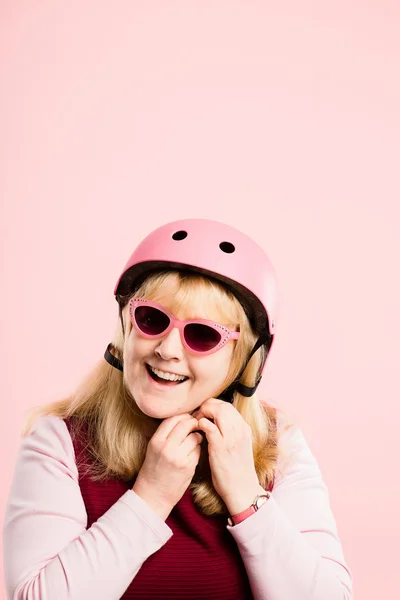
[
  {"left": 124, "top": 335, "right": 155, "bottom": 369},
  {"left": 128, "top": 328, "right": 154, "bottom": 352},
  {"left": 192, "top": 348, "right": 233, "bottom": 385}
]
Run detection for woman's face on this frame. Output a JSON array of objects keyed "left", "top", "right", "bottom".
[{"left": 123, "top": 277, "right": 236, "bottom": 419}]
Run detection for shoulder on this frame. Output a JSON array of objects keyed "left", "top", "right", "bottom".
[
  {"left": 21, "top": 414, "right": 78, "bottom": 476},
  {"left": 259, "top": 400, "right": 297, "bottom": 438},
  {"left": 273, "top": 407, "right": 296, "bottom": 436},
  {"left": 272, "top": 411, "right": 324, "bottom": 489},
  {"left": 25, "top": 413, "right": 71, "bottom": 442},
  {"left": 259, "top": 401, "right": 320, "bottom": 480}
]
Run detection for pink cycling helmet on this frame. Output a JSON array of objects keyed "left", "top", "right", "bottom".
[{"left": 105, "top": 218, "right": 279, "bottom": 401}]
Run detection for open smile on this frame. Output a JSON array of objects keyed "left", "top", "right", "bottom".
[{"left": 145, "top": 364, "right": 189, "bottom": 387}]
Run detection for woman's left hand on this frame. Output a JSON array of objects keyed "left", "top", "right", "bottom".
[{"left": 193, "top": 398, "right": 263, "bottom": 514}]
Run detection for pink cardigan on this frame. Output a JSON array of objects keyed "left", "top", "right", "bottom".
[{"left": 3, "top": 413, "right": 353, "bottom": 599}]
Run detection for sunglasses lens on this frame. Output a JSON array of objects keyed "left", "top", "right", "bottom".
[
  {"left": 185, "top": 323, "right": 222, "bottom": 352},
  {"left": 135, "top": 306, "right": 170, "bottom": 335}
]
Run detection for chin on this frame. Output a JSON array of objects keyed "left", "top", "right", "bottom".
[
  {"left": 134, "top": 400, "right": 174, "bottom": 420},
  {"left": 145, "top": 403, "right": 194, "bottom": 421}
]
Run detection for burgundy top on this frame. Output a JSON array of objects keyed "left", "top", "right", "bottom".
[{"left": 64, "top": 416, "right": 273, "bottom": 599}]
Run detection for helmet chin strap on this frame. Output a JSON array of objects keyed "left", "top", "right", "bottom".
[
  {"left": 103, "top": 304, "right": 272, "bottom": 404},
  {"left": 103, "top": 301, "right": 125, "bottom": 372},
  {"left": 216, "top": 330, "right": 272, "bottom": 402}
]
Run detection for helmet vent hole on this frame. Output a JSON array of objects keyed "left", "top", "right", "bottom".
[
  {"left": 219, "top": 241, "right": 235, "bottom": 253},
  {"left": 172, "top": 230, "right": 188, "bottom": 241}
]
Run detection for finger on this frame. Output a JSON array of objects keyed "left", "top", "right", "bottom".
[
  {"left": 194, "top": 403, "right": 232, "bottom": 436},
  {"left": 197, "top": 417, "right": 221, "bottom": 442},
  {"left": 155, "top": 413, "right": 194, "bottom": 441},
  {"left": 166, "top": 418, "right": 201, "bottom": 446},
  {"left": 181, "top": 431, "right": 204, "bottom": 454},
  {"left": 193, "top": 398, "right": 228, "bottom": 421},
  {"left": 188, "top": 441, "right": 202, "bottom": 463}
]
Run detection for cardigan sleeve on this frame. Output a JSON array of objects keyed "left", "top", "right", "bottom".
[
  {"left": 227, "top": 413, "right": 354, "bottom": 600},
  {"left": 2, "top": 415, "right": 173, "bottom": 600}
]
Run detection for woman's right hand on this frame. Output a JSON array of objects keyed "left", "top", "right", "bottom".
[{"left": 132, "top": 413, "right": 204, "bottom": 520}]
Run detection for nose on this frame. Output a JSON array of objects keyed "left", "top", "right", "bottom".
[{"left": 155, "top": 327, "right": 185, "bottom": 360}]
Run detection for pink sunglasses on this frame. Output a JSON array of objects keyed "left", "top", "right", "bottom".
[{"left": 129, "top": 298, "right": 240, "bottom": 356}]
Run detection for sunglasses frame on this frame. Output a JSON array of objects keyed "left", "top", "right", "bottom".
[{"left": 129, "top": 298, "right": 240, "bottom": 356}]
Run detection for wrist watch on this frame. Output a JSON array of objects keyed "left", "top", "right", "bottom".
[{"left": 227, "top": 491, "right": 271, "bottom": 526}]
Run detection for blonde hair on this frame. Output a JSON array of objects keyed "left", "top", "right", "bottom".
[{"left": 22, "top": 270, "right": 294, "bottom": 516}]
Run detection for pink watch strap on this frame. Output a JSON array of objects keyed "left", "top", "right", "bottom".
[
  {"left": 230, "top": 505, "right": 257, "bottom": 525},
  {"left": 228, "top": 492, "right": 271, "bottom": 526}
]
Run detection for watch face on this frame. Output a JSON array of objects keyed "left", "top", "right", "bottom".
[{"left": 255, "top": 494, "right": 270, "bottom": 509}]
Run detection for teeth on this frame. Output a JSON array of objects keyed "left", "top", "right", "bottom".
[{"left": 149, "top": 366, "right": 187, "bottom": 382}]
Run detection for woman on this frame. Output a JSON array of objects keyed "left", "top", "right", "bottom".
[{"left": 3, "top": 218, "right": 353, "bottom": 599}]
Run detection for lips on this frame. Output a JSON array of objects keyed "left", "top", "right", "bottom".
[
  {"left": 147, "top": 364, "right": 189, "bottom": 378},
  {"left": 145, "top": 364, "right": 189, "bottom": 385}
]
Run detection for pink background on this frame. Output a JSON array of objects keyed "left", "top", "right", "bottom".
[{"left": 1, "top": 2, "right": 399, "bottom": 597}]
